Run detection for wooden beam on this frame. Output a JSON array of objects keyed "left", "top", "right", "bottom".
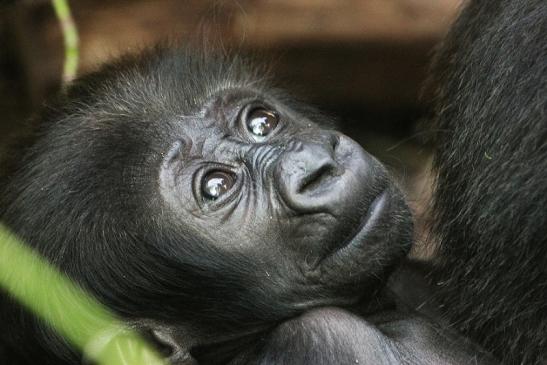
[
  {"left": 234, "top": 0, "right": 463, "bottom": 46},
  {"left": 5, "top": 0, "right": 463, "bottom": 107}
]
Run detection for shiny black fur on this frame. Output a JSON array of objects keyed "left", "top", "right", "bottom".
[
  {"left": 0, "top": 47, "right": 490, "bottom": 365},
  {"left": 0, "top": 0, "right": 544, "bottom": 364},
  {"left": 427, "top": 0, "right": 547, "bottom": 363}
]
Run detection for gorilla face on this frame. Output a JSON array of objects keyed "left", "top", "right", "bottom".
[
  {"left": 157, "top": 88, "right": 412, "bottom": 313},
  {"left": 0, "top": 49, "right": 412, "bottom": 355}
]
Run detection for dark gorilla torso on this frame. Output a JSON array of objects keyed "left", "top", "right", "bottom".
[{"left": 426, "top": 0, "right": 547, "bottom": 363}]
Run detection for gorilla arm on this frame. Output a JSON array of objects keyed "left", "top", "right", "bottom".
[
  {"left": 144, "top": 265, "right": 496, "bottom": 365},
  {"left": 229, "top": 295, "right": 497, "bottom": 365},
  {"left": 185, "top": 262, "right": 495, "bottom": 365}
]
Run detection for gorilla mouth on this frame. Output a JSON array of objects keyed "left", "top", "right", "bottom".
[
  {"left": 328, "top": 190, "right": 388, "bottom": 257},
  {"left": 345, "top": 191, "right": 387, "bottom": 247}
]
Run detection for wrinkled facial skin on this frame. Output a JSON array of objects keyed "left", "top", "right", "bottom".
[{"left": 158, "top": 88, "right": 413, "bottom": 314}]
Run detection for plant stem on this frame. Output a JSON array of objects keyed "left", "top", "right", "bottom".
[{"left": 51, "top": 0, "right": 79, "bottom": 84}]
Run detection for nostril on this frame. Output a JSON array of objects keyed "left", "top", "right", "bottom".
[
  {"left": 276, "top": 137, "right": 346, "bottom": 206},
  {"left": 297, "top": 161, "right": 337, "bottom": 194},
  {"left": 329, "top": 134, "right": 339, "bottom": 153}
]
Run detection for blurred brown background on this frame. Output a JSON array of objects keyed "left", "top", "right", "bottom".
[{"left": 0, "top": 0, "right": 465, "bottom": 256}]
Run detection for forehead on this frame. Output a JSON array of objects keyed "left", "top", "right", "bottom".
[
  {"left": 140, "top": 49, "right": 269, "bottom": 113},
  {"left": 167, "top": 88, "right": 279, "bottom": 143},
  {"left": 56, "top": 49, "right": 324, "bottom": 148},
  {"left": 59, "top": 49, "right": 268, "bottom": 124}
]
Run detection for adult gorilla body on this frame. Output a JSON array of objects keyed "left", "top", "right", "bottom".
[
  {"left": 427, "top": 0, "right": 546, "bottom": 363},
  {"left": 0, "top": 0, "right": 544, "bottom": 364}
]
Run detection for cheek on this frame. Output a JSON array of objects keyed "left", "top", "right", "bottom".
[
  {"left": 210, "top": 212, "right": 284, "bottom": 250},
  {"left": 279, "top": 214, "right": 337, "bottom": 248}
]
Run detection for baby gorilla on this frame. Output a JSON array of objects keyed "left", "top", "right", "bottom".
[{"left": 0, "top": 49, "right": 493, "bottom": 364}]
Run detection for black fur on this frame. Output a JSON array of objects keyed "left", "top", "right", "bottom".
[
  {"left": 427, "top": 1, "right": 547, "bottom": 363},
  {"left": 0, "top": 0, "right": 544, "bottom": 363},
  {"left": 0, "top": 47, "right": 436, "bottom": 364},
  {"left": 0, "top": 46, "right": 494, "bottom": 364}
]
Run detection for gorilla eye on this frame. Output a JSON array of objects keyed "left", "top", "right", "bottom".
[
  {"left": 202, "top": 171, "right": 236, "bottom": 200},
  {"left": 246, "top": 108, "right": 279, "bottom": 137}
]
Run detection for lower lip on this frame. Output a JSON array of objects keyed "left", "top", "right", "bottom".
[
  {"left": 314, "top": 190, "right": 388, "bottom": 267},
  {"left": 339, "top": 191, "right": 388, "bottom": 251}
]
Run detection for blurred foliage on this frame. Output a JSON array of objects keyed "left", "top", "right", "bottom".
[{"left": 0, "top": 225, "right": 166, "bottom": 365}]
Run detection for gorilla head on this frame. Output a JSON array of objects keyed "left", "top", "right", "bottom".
[{"left": 0, "top": 48, "right": 412, "bottom": 363}]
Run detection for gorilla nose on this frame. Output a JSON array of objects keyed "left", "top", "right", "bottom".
[{"left": 275, "top": 137, "right": 344, "bottom": 212}]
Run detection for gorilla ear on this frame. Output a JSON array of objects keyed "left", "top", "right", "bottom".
[
  {"left": 145, "top": 324, "right": 198, "bottom": 365},
  {"left": 82, "top": 320, "right": 198, "bottom": 365}
]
